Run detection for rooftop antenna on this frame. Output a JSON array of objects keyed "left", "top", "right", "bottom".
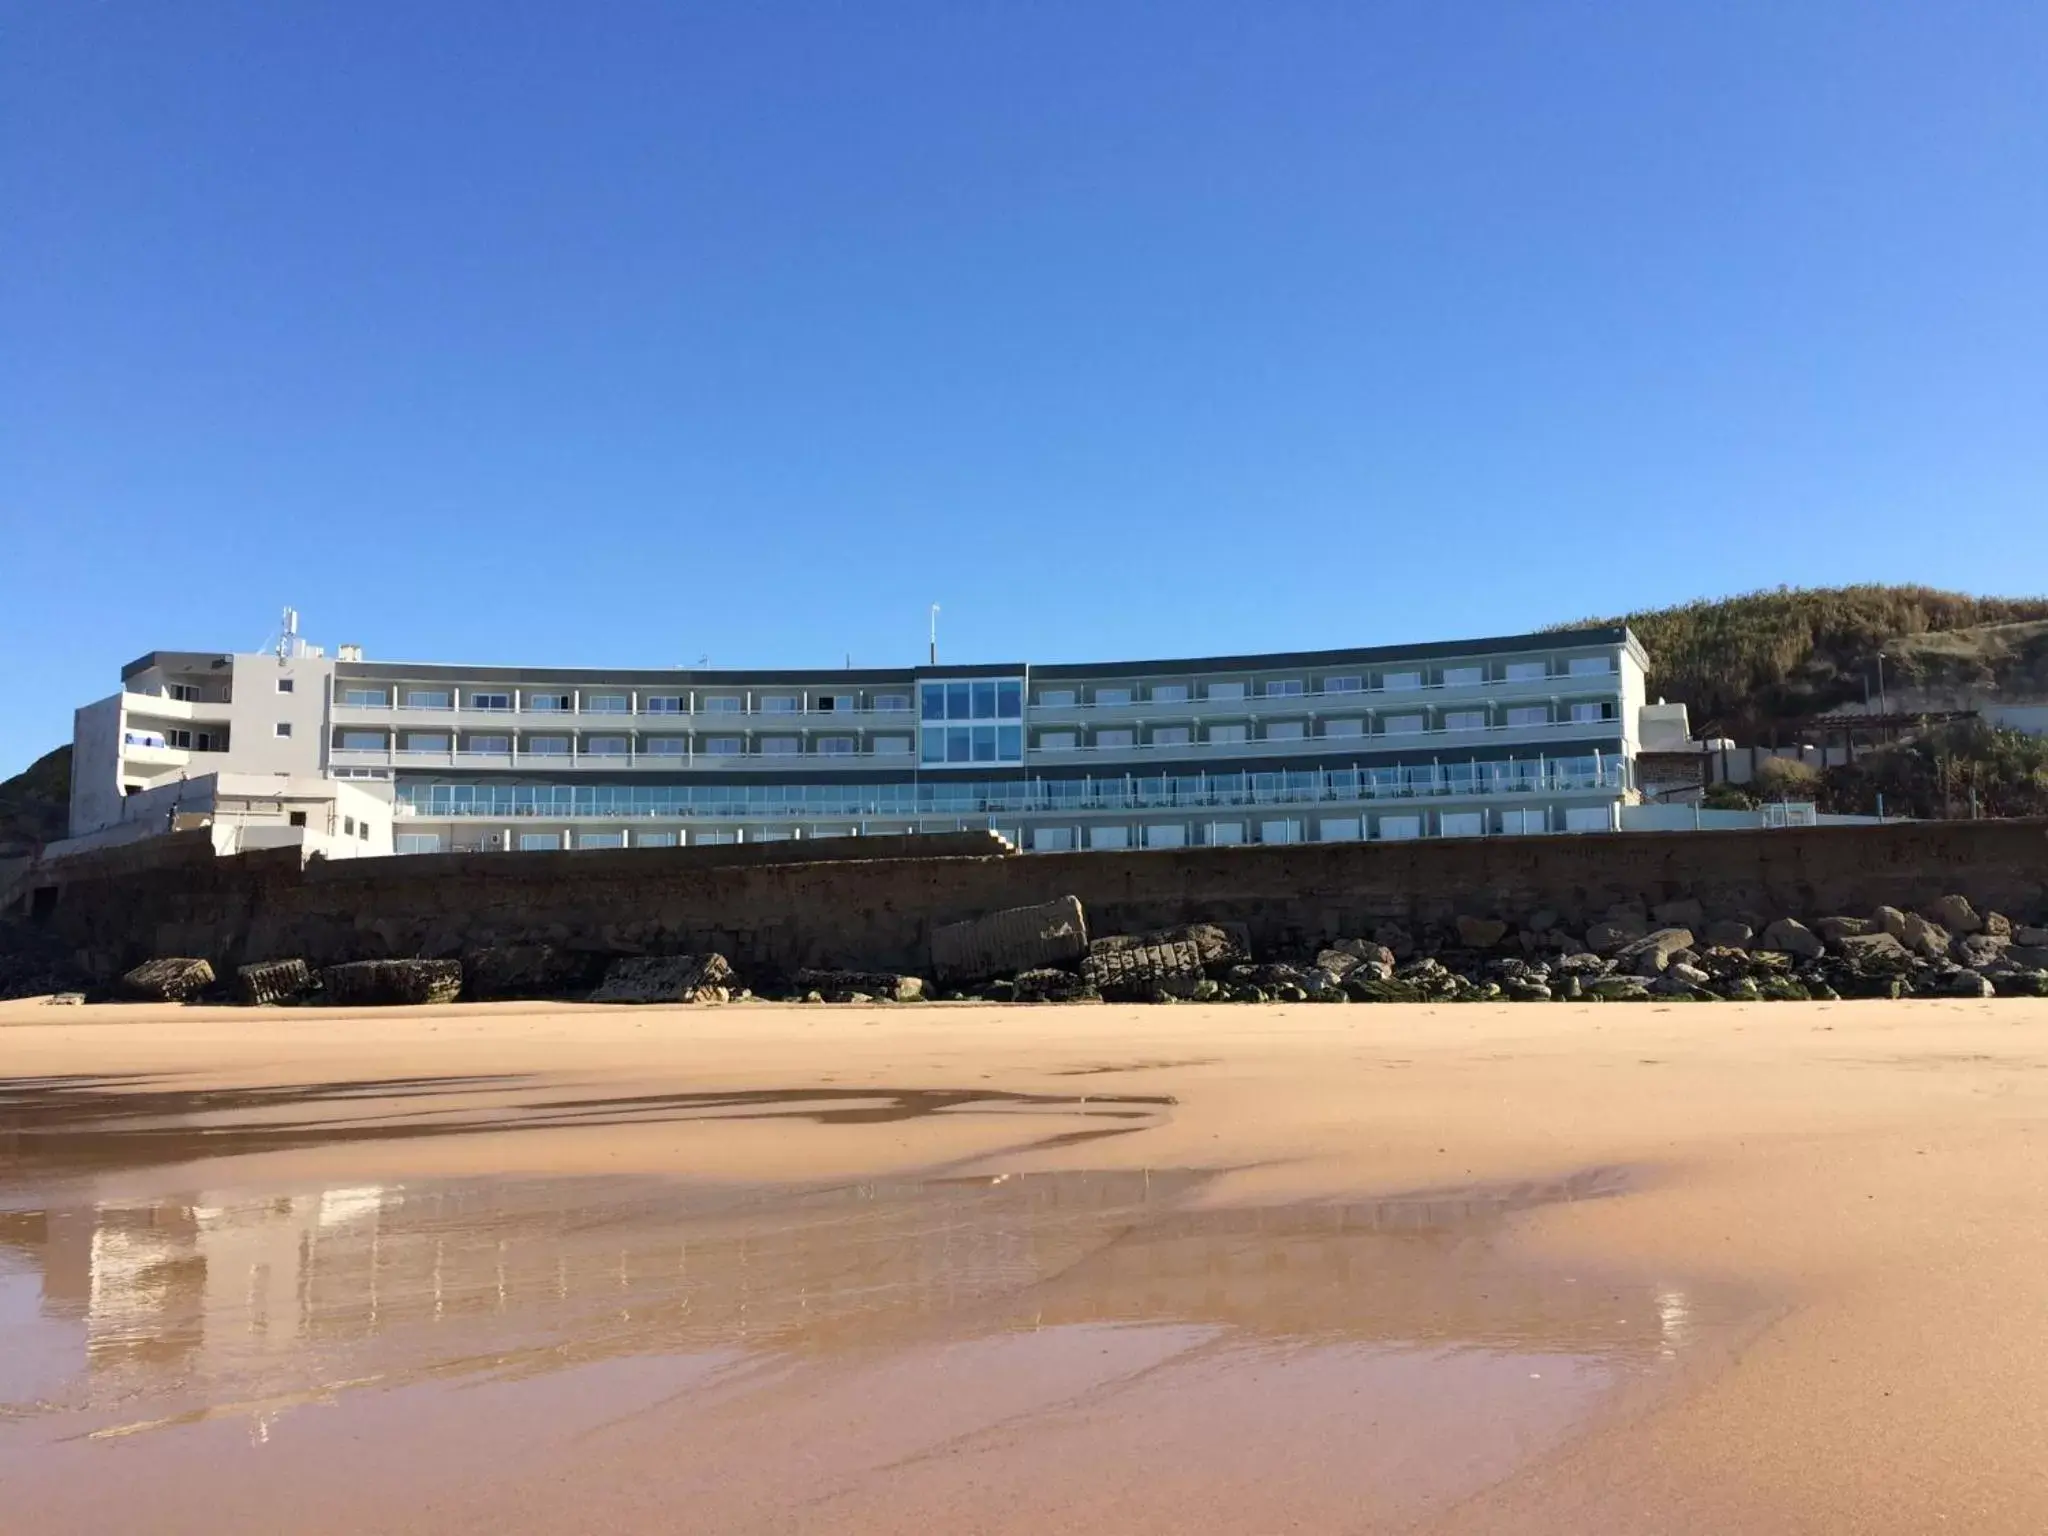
[
  {"left": 275, "top": 606, "right": 300, "bottom": 664},
  {"left": 929, "top": 603, "right": 940, "bottom": 666}
]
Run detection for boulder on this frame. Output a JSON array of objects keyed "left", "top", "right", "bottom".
[
  {"left": 321, "top": 959, "right": 463, "bottom": 1006},
  {"left": 1313, "top": 948, "right": 1364, "bottom": 982},
  {"left": 1993, "top": 970, "right": 2048, "bottom": 998},
  {"left": 1701, "top": 919, "right": 1754, "bottom": 949},
  {"left": 1875, "top": 906, "right": 1910, "bottom": 939},
  {"left": 1080, "top": 938, "right": 1205, "bottom": 1001},
  {"left": 1371, "top": 923, "right": 1417, "bottom": 961},
  {"left": 119, "top": 957, "right": 216, "bottom": 1002},
  {"left": 588, "top": 953, "right": 733, "bottom": 1004},
  {"left": 1940, "top": 970, "right": 1996, "bottom": 999},
  {"left": 793, "top": 969, "right": 925, "bottom": 1003},
  {"left": 1553, "top": 951, "right": 1614, "bottom": 976},
  {"left": 929, "top": 896, "right": 1088, "bottom": 983},
  {"left": 1613, "top": 928, "right": 1696, "bottom": 976},
  {"left": 2014, "top": 926, "right": 2048, "bottom": 949},
  {"left": 1928, "top": 895, "right": 1983, "bottom": 935},
  {"left": 1651, "top": 898, "right": 1706, "bottom": 930},
  {"left": 1983, "top": 912, "right": 2013, "bottom": 940},
  {"left": 1760, "top": 919, "right": 1825, "bottom": 960},
  {"left": 1837, "top": 932, "right": 1916, "bottom": 974},
  {"left": 2010, "top": 946, "right": 2048, "bottom": 970},
  {"left": 1900, "top": 914, "right": 1953, "bottom": 961},
  {"left": 1815, "top": 915, "right": 1876, "bottom": 944},
  {"left": 235, "top": 958, "right": 316, "bottom": 1006},
  {"left": 1954, "top": 934, "right": 2010, "bottom": 971},
  {"left": 1012, "top": 967, "right": 1099, "bottom": 1003},
  {"left": 1586, "top": 975, "right": 1652, "bottom": 1002},
  {"left": 1499, "top": 977, "right": 1552, "bottom": 1002},
  {"left": 1341, "top": 975, "right": 1427, "bottom": 1003},
  {"left": 1584, "top": 922, "right": 1639, "bottom": 956},
  {"left": 1454, "top": 915, "right": 1509, "bottom": 949},
  {"left": 46, "top": 992, "right": 85, "bottom": 1006}
]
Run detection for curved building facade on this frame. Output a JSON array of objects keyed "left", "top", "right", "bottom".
[{"left": 75, "top": 625, "right": 1649, "bottom": 854}]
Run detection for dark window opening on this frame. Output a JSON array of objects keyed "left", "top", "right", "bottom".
[{"left": 288, "top": 811, "right": 307, "bottom": 827}]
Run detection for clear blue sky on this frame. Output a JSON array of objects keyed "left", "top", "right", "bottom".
[{"left": 4, "top": 2, "right": 2045, "bottom": 776}]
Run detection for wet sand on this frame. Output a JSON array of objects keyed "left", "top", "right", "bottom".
[{"left": 3, "top": 996, "right": 2047, "bottom": 1532}]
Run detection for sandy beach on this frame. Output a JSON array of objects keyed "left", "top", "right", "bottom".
[{"left": 4, "top": 994, "right": 2047, "bottom": 1532}]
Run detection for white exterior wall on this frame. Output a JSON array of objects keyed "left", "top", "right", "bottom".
[
  {"left": 224, "top": 653, "right": 334, "bottom": 775},
  {"left": 69, "top": 695, "right": 126, "bottom": 838}
]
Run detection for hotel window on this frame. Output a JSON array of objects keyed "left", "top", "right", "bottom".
[
  {"left": 1383, "top": 671, "right": 1422, "bottom": 691},
  {"left": 471, "top": 692, "right": 511, "bottom": 711},
  {"left": 288, "top": 810, "right": 307, "bottom": 827},
  {"left": 695, "top": 830, "right": 738, "bottom": 845},
  {"left": 276, "top": 677, "right": 295, "bottom": 694},
  {"left": 760, "top": 695, "right": 799, "bottom": 714},
  {"left": 1206, "top": 821, "right": 1246, "bottom": 845},
  {"left": 817, "top": 736, "right": 856, "bottom": 756},
  {"left": 1264, "top": 679, "right": 1304, "bottom": 697},
  {"left": 645, "top": 737, "right": 689, "bottom": 755},
  {"left": 527, "top": 736, "right": 570, "bottom": 755},
  {"left": 759, "top": 736, "right": 800, "bottom": 755},
  {"left": 874, "top": 693, "right": 911, "bottom": 712},
  {"left": 519, "top": 832, "right": 560, "bottom": 851},
  {"left": 1096, "top": 729, "right": 1135, "bottom": 749},
  {"left": 1323, "top": 718, "right": 1364, "bottom": 737},
  {"left": 342, "top": 688, "right": 388, "bottom": 707},
  {"left": 1264, "top": 721, "right": 1305, "bottom": 741},
  {"left": 1324, "top": 675, "right": 1362, "bottom": 693},
  {"left": 1377, "top": 815, "right": 1423, "bottom": 841},
  {"left": 403, "top": 733, "right": 450, "bottom": 751},
  {"left": 1568, "top": 656, "right": 1614, "bottom": 676},
  {"left": 1506, "top": 706, "right": 1548, "bottom": 727},
  {"left": 167, "top": 683, "right": 199, "bottom": 702},
  {"left": 703, "top": 737, "right": 743, "bottom": 755},
  {"left": 344, "top": 817, "right": 356, "bottom": 835},
  {"left": 1208, "top": 723, "right": 1248, "bottom": 744},
  {"left": 586, "top": 693, "right": 629, "bottom": 714},
  {"left": 1151, "top": 726, "right": 1191, "bottom": 746},
  {"left": 1258, "top": 818, "right": 1301, "bottom": 844},
  {"left": 405, "top": 689, "right": 451, "bottom": 709},
  {"left": 586, "top": 736, "right": 629, "bottom": 757},
  {"left": 1444, "top": 710, "right": 1487, "bottom": 731},
  {"left": 578, "top": 831, "right": 626, "bottom": 849},
  {"left": 1039, "top": 731, "right": 1077, "bottom": 751},
  {"left": 643, "top": 695, "right": 683, "bottom": 714},
  {"left": 1031, "top": 826, "right": 1075, "bottom": 852},
  {"left": 397, "top": 834, "right": 445, "bottom": 854},
  {"left": 1142, "top": 824, "right": 1188, "bottom": 848},
  {"left": 1383, "top": 715, "right": 1426, "bottom": 734},
  {"left": 529, "top": 693, "right": 572, "bottom": 712},
  {"left": 1500, "top": 808, "right": 1546, "bottom": 835},
  {"left": 341, "top": 732, "right": 383, "bottom": 750},
  {"left": 1565, "top": 806, "right": 1613, "bottom": 832},
  {"left": 1150, "top": 683, "right": 1190, "bottom": 703},
  {"left": 702, "top": 696, "right": 743, "bottom": 713},
  {"left": 1442, "top": 666, "right": 1483, "bottom": 687},
  {"left": 468, "top": 735, "right": 510, "bottom": 754},
  {"left": 1094, "top": 686, "right": 1133, "bottom": 706},
  {"left": 1206, "top": 681, "right": 1247, "bottom": 701},
  {"left": 637, "top": 831, "right": 679, "bottom": 847},
  {"left": 1441, "top": 811, "right": 1485, "bottom": 838},
  {"left": 873, "top": 735, "right": 912, "bottom": 754},
  {"left": 814, "top": 693, "right": 849, "bottom": 713},
  {"left": 922, "top": 678, "right": 1024, "bottom": 721},
  {"left": 1317, "top": 817, "right": 1363, "bottom": 842},
  {"left": 1088, "top": 825, "right": 1131, "bottom": 850},
  {"left": 274, "top": 722, "right": 293, "bottom": 738},
  {"left": 1504, "top": 661, "right": 1548, "bottom": 682},
  {"left": 1570, "top": 702, "right": 1610, "bottom": 723},
  {"left": 1038, "top": 689, "right": 1077, "bottom": 707}
]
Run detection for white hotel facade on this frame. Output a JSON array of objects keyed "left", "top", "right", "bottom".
[{"left": 68, "top": 625, "right": 1653, "bottom": 855}]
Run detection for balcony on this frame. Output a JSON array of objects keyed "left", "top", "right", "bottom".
[
  {"left": 328, "top": 746, "right": 916, "bottom": 774},
  {"left": 1025, "top": 669, "right": 1616, "bottom": 723},
  {"left": 121, "top": 690, "right": 234, "bottom": 724},
  {"left": 1025, "top": 714, "right": 1620, "bottom": 766}
]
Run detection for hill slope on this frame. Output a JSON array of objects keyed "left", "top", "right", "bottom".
[
  {"left": 1562, "top": 585, "right": 2048, "bottom": 739},
  {"left": 0, "top": 744, "right": 72, "bottom": 855}
]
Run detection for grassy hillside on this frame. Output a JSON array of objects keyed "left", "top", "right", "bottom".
[
  {"left": 0, "top": 744, "right": 71, "bottom": 854},
  {"left": 1562, "top": 585, "right": 2048, "bottom": 739}
]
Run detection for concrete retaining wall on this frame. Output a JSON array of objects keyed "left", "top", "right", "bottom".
[{"left": 12, "top": 821, "right": 2048, "bottom": 983}]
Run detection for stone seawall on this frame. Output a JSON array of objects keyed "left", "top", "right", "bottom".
[{"left": 10, "top": 820, "right": 2047, "bottom": 985}]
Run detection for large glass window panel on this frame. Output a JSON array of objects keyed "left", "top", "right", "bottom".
[
  {"left": 343, "top": 688, "right": 388, "bottom": 707},
  {"left": 586, "top": 694, "right": 629, "bottom": 713},
  {"left": 946, "top": 682, "right": 971, "bottom": 720},
  {"left": 972, "top": 681, "right": 997, "bottom": 719},
  {"left": 998, "top": 725, "right": 1021, "bottom": 760},
  {"left": 1095, "top": 687, "right": 1132, "bottom": 706},
  {"left": 922, "top": 732, "right": 944, "bottom": 763},
  {"left": 997, "top": 681, "right": 1021, "bottom": 716},
  {"left": 946, "top": 727, "right": 970, "bottom": 763},
  {"left": 1151, "top": 683, "right": 1189, "bottom": 703}
]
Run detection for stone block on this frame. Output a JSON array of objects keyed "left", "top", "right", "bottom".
[
  {"left": 1080, "top": 938, "right": 1205, "bottom": 1001},
  {"left": 1954, "top": 933, "right": 2009, "bottom": 970},
  {"left": 928, "top": 896, "right": 1088, "bottom": 983},
  {"left": 1900, "top": 914, "right": 1952, "bottom": 960},
  {"left": 589, "top": 953, "right": 734, "bottom": 1004},
  {"left": 1928, "top": 894, "right": 1983, "bottom": 934},
  {"left": 1614, "top": 927, "right": 1696, "bottom": 975},
  {"left": 235, "top": 958, "right": 315, "bottom": 1006},
  {"left": 464, "top": 944, "right": 597, "bottom": 1000},
  {"left": 793, "top": 969, "right": 925, "bottom": 1003},
  {"left": 1836, "top": 932, "right": 1916, "bottom": 973},
  {"left": 1701, "top": 920, "right": 1754, "bottom": 949},
  {"left": 1012, "top": 968, "right": 1098, "bottom": 1003},
  {"left": 1816, "top": 915, "right": 1876, "bottom": 944},
  {"left": 320, "top": 959, "right": 463, "bottom": 1006},
  {"left": 120, "top": 957, "right": 215, "bottom": 1002}
]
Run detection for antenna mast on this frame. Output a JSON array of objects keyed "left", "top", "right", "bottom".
[{"left": 929, "top": 604, "right": 940, "bottom": 666}]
